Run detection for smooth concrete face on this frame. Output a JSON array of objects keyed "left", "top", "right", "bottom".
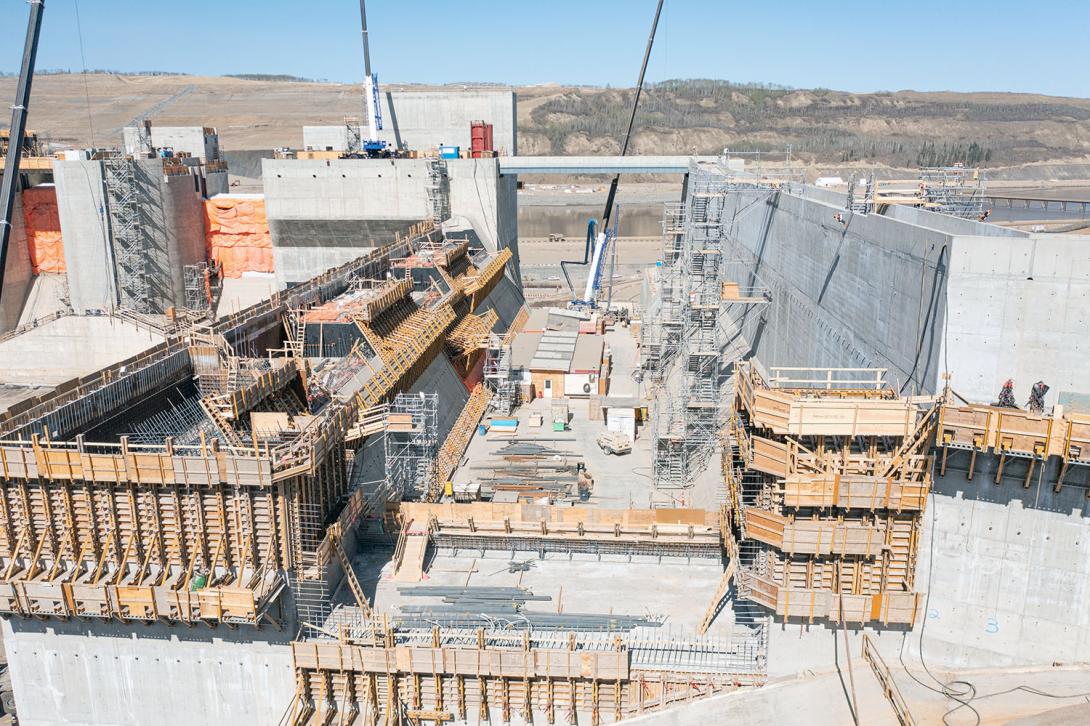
[
  {"left": 941, "top": 233, "right": 1090, "bottom": 408},
  {"left": 303, "top": 90, "right": 517, "bottom": 154},
  {"left": 722, "top": 187, "right": 1088, "bottom": 404},
  {"left": 407, "top": 353, "right": 470, "bottom": 443},
  {"left": 0, "top": 316, "right": 163, "bottom": 385},
  {"left": 1, "top": 193, "right": 35, "bottom": 333},
  {"left": 2, "top": 618, "right": 294, "bottom": 726},
  {"left": 756, "top": 449, "right": 1090, "bottom": 682},
  {"left": 724, "top": 189, "right": 953, "bottom": 392},
  {"left": 55, "top": 160, "right": 113, "bottom": 313},
  {"left": 124, "top": 126, "right": 219, "bottom": 162},
  {"left": 912, "top": 456, "right": 1090, "bottom": 669},
  {"left": 206, "top": 169, "right": 229, "bottom": 197},
  {"left": 262, "top": 158, "right": 519, "bottom": 286}
]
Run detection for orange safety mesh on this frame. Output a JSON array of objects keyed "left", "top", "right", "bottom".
[
  {"left": 22, "top": 186, "right": 65, "bottom": 273},
  {"left": 203, "top": 196, "right": 274, "bottom": 278}
]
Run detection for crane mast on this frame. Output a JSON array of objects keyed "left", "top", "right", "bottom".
[{"left": 358, "top": 0, "right": 387, "bottom": 156}]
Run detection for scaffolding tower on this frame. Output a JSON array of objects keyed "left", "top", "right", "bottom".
[
  {"left": 917, "top": 166, "right": 987, "bottom": 219},
  {"left": 652, "top": 168, "right": 730, "bottom": 489},
  {"left": 650, "top": 161, "right": 777, "bottom": 492},
  {"left": 483, "top": 333, "right": 518, "bottom": 416},
  {"left": 639, "top": 202, "right": 686, "bottom": 383},
  {"left": 103, "top": 152, "right": 151, "bottom": 313},
  {"left": 183, "top": 262, "right": 212, "bottom": 313},
  {"left": 425, "top": 158, "right": 450, "bottom": 223},
  {"left": 845, "top": 171, "right": 875, "bottom": 215},
  {"left": 385, "top": 392, "right": 439, "bottom": 500}
]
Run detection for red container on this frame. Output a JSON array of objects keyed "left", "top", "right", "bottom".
[
  {"left": 470, "top": 121, "right": 494, "bottom": 158},
  {"left": 471, "top": 121, "right": 485, "bottom": 157}
]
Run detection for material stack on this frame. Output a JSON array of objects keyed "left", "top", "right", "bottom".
[
  {"left": 471, "top": 441, "right": 593, "bottom": 502},
  {"left": 395, "top": 586, "right": 660, "bottom": 631}
]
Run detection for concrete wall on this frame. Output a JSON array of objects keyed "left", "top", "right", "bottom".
[
  {"left": 303, "top": 90, "right": 517, "bottom": 154},
  {"left": 941, "top": 233, "right": 1090, "bottom": 408},
  {"left": 724, "top": 189, "right": 954, "bottom": 393},
  {"left": 904, "top": 453, "right": 1090, "bottom": 669},
  {"left": 0, "top": 193, "right": 35, "bottom": 333},
  {"left": 263, "top": 157, "right": 519, "bottom": 286},
  {"left": 160, "top": 172, "right": 209, "bottom": 309},
  {"left": 206, "top": 169, "right": 229, "bottom": 197},
  {"left": 54, "top": 160, "right": 210, "bottom": 314},
  {"left": 722, "top": 189, "right": 1086, "bottom": 404},
  {"left": 124, "top": 126, "right": 220, "bottom": 162},
  {"left": 3, "top": 618, "right": 294, "bottom": 726},
  {"left": 55, "top": 160, "right": 113, "bottom": 312}
]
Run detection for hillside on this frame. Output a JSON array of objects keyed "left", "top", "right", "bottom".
[{"left": 3, "top": 74, "right": 1090, "bottom": 168}]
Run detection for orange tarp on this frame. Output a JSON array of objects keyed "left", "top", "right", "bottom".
[
  {"left": 203, "top": 196, "right": 274, "bottom": 278},
  {"left": 22, "top": 186, "right": 65, "bottom": 273}
]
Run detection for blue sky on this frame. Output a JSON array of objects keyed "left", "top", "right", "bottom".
[{"left": 3, "top": 0, "right": 1089, "bottom": 97}]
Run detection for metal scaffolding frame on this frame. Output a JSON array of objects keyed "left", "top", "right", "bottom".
[
  {"left": 918, "top": 165, "right": 987, "bottom": 218},
  {"left": 183, "top": 261, "right": 213, "bottom": 313},
  {"left": 846, "top": 171, "right": 875, "bottom": 215},
  {"left": 650, "top": 161, "right": 777, "bottom": 491},
  {"left": 384, "top": 392, "right": 439, "bottom": 500},
  {"left": 640, "top": 202, "right": 686, "bottom": 383},
  {"left": 483, "top": 333, "right": 518, "bottom": 416},
  {"left": 652, "top": 166, "right": 729, "bottom": 489},
  {"left": 344, "top": 117, "right": 362, "bottom": 155},
  {"left": 425, "top": 157, "right": 450, "bottom": 223},
  {"left": 103, "top": 152, "right": 151, "bottom": 312}
]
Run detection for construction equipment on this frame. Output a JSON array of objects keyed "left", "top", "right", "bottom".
[
  {"left": 0, "top": 0, "right": 45, "bottom": 302},
  {"left": 559, "top": 0, "right": 664, "bottom": 309},
  {"left": 356, "top": 0, "right": 389, "bottom": 157},
  {"left": 596, "top": 431, "right": 632, "bottom": 456}
]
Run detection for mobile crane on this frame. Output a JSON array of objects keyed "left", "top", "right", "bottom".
[
  {"left": 357, "top": 0, "right": 389, "bottom": 157},
  {"left": 559, "top": 0, "right": 664, "bottom": 310}
]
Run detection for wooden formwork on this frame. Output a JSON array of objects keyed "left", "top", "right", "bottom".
[
  {"left": 285, "top": 639, "right": 755, "bottom": 726},
  {"left": 740, "top": 570, "right": 920, "bottom": 625},
  {"left": 463, "top": 247, "right": 513, "bottom": 312},
  {"left": 400, "top": 502, "right": 721, "bottom": 554},
  {"left": 725, "top": 361, "right": 935, "bottom": 627},
  {"left": 937, "top": 400, "right": 1090, "bottom": 488},
  {"left": 0, "top": 225, "right": 476, "bottom": 627}
]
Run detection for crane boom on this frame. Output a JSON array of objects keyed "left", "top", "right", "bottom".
[
  {"left": 559, "top": 0, "right": 664, "bottom": 308},
  {"left": 0, "top": 0, "right": 45, "bottom": 303},
  {"left": 358, "top": 0, "right": 386, "bottom": 154}
]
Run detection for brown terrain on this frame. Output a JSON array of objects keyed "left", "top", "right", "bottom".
[{"left": 3, "top": 73, "right": 1090, "bottom": 177}]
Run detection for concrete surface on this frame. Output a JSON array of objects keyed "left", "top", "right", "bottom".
[
  {"left": 16, "top": 273, "right": 70, "bottom": 326},
  {"left": 215, "top": 274, "right": 279, "bottom": 318},
  {"left": 263, "top": 157, "right": 519, "bottom": 286},
  {"left": 723, "top": 185, "right": 1090, "bottom": 407},
  {"left": 371, "top": 552, "right": 734, "bottom": 637},
  {"left": 54, "top": 160, "right": 113, "bottom": 313},
  {"left": 55, "top": 158, "right": 209, "bottom": 313},
  {"left": 124, "top": 126, "right": 220, "bottom": 161},
  {"left": 941, "top": 232, "right": 1090, "bottom": 408},
  {"left": 303, "top": 90, "right": 516, "bottom": 154},
  {"left": 2, "top": 617, "right": 294, "bottom": 726},
  {"left": 0, "top": 316, "right": 162, "bottom": 385}
]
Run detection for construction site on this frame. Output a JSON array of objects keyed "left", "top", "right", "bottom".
[{"left": 0, "top": 2, "right": 1089, "bottom": 725}]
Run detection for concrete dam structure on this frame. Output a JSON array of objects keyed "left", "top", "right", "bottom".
[{"left": 1, "top": 17, "right": 1089, "bottom": 717}]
